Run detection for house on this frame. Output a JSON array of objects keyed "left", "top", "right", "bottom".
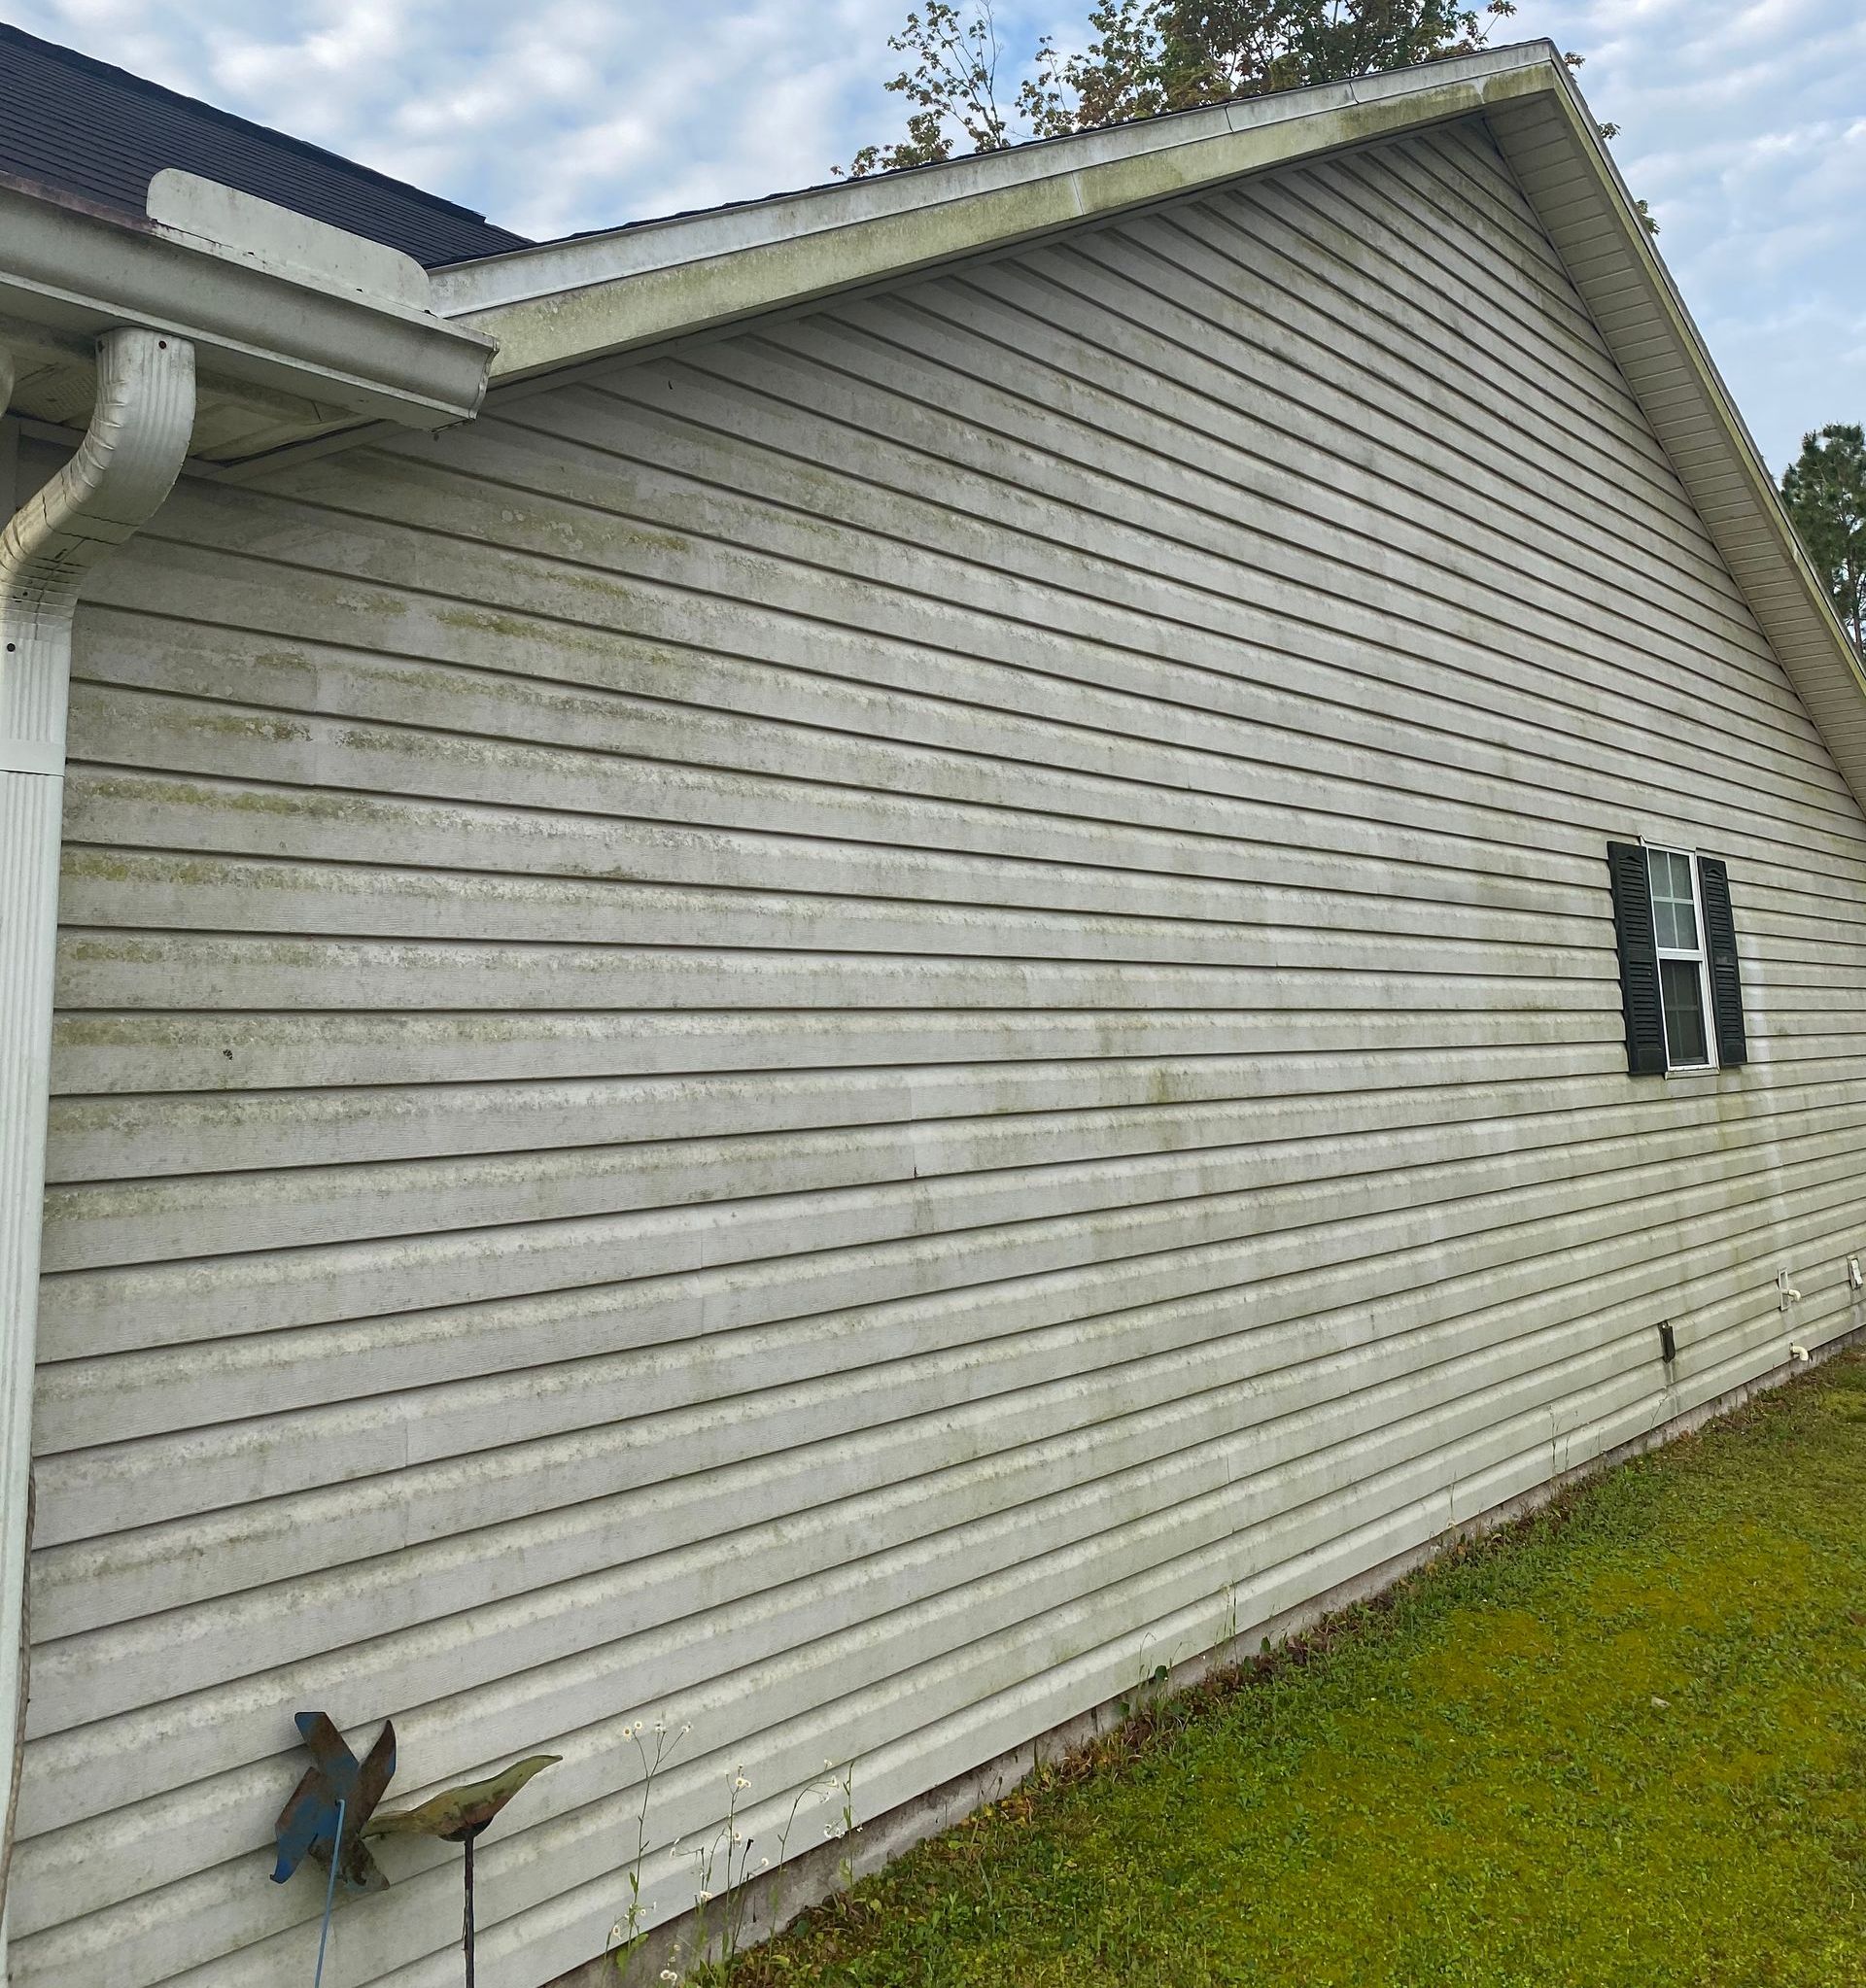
[{"left": 2, "top": 23, "right": 1863, "bottom": 1988}]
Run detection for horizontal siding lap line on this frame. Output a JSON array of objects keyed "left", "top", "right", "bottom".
[
  {"left": 21, "top": 1280, "right": 1830, "bottom": 1821},
  {"left": 40, "top": 1066, "right": 1866, "bottom": 1274},
  {"left": 643, "top": 271, "right": 1786, "bottom": 737},
  {"left": 467, "top": 369, "right": 1838, "bottom": 805},
  {"left": 1085, "top": 189, "right": 1724, "bottom": 568},
  {"left": 1046, "top": 217, "right": 1764, "bottom": 634},
  {"left": 577, "top": 344, "right": 1834, "bottom": 803},
  {"left": 55, "top": 814, "right": 1866, "bottom": 961},
  {"left": 36, "top": 1072, "right": 1860, "bottom": 1356},
  {"left": 323, "top": 1329, "right": 1833, "bottom": 1988},
  {"left": 41, "top": 1173, "right": 1828, "bottom": 1651},
  {"left": 33, "top": 1122, "right": 1866, "bottom": 1535},
  {"left": 25, "top": 1314, "right": 1729, "bottom": 1761},
  {"left": 44, "top": 1008, "right": 1628, "bottom": 1099},
  {"left": 1330, "top": 144, "right": 1663, "bottom": 443},
  {"left": 42, "top": 1042, "right": 1629, "bottom": 1180},
  {"left": 29, "top": 1196, "right": 1859, "bottom": 1753},
  {"left": 1202, "top": 168, "right": 1684, "bottom": 518},
  {"left": 803, "top": 267, "right": 1791, "bottom": 713},
  {"left": 63, "top": 655, "right": 1866, "bottom": 886},
  {"left": 53, "top": 840, "right": 1614, "bottom": 954},
  {"left": 129, "top": 465, "right": 1842, "bottom": 839}
]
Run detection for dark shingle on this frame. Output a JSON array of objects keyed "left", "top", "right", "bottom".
[{"left": 0, "top": 20, "right": 530, "bottom": 268}]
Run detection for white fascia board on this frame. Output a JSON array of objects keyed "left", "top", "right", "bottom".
[
  {"left": 0, "top": 177, "right": 496, "bottom": 428},
  {"left": 436, "top": 43, "right": 1567, "bottom": 382}
]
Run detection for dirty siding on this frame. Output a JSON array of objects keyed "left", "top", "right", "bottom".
[{"left": 17, "top": 118, "right": 1866, "bottom": 1988}]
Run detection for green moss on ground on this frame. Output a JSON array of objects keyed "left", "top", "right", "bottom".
[{"left": 734, "top": 1354, "right": 1866, "bottom": 1987}]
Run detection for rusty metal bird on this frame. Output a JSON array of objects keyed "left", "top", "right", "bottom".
[
  {"left": 364, "top": 1754, "right": 560, "bottom": 1988},
  {"left": 363, "top": 1753, "right": 560, "bottom": 1845}
]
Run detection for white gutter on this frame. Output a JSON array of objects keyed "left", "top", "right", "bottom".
[
  {"left": 0, "top": 174, "right": 491, "bottom": 428},
  {"left": 0, "top": 326, "right": 195, "bottom": 1960}
]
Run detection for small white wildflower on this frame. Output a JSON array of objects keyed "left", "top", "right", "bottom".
[
  {"left": 759, "top": 1857, "right": 770, "bottom": 1869},
  {"left": 609, "top": 1924, "right": 625, "bottom": 1945},
  {"left": 823, "top": 1825, "right": 836, "bottom": 1838},
  {"left": 698, "top": 1887, "right": 711, "bottom": 1902},
  {"left": 654, "top": 1718, "right": 666, "bottom": 1733},
  {"left": 824, "top": 1759, "right": 835, "bottom": 1770},
  {"left": 730, "top": 1830, "right": 743, "bottom": 1843},
  {"left": 733, "top": 1775, "right": 749, "bottom": 1790},
  {"left": 661, "top": 1971, "right": 679, "bottom": 1983},
  {"left": 680, "top": 1723, "right": 693, "bottom": 1735}
]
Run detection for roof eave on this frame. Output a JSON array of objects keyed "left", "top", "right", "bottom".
[
  {"left": 436, "top": 45, "right": 1563, "bottom": 382},
  {"left": 0, "top": 175, "right": 498, "bottom": 432}
]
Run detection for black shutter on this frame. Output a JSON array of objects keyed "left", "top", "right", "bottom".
[
  {"left": 1607, "top": 841, "right": 1667, "bottom": 1076},
  {"left": 1697, "top": 856, "right": 1747, "bottom": 1068}
]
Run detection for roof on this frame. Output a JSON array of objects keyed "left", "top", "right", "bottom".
[{"left": 0, "top": 18, "right": 529, "bottom": 267}]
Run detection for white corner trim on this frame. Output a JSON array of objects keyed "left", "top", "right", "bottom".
[{"left": 0, "top": 326, "right": 195, "bottom": 1962}]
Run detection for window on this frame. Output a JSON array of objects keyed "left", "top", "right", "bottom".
[
  {"left": 1605, "top": 840, "right": 1747, "bottom": 1078},
  {"left": 1646, "top": 847, "right": 1714, "bottom": 1070}
]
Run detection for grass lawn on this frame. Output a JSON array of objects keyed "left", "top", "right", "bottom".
[{"left": 733, "top": 1353, "right": 1866, "bottom": 1987}]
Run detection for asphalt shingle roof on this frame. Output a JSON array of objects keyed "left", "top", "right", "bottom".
[{"left": 0, "top": 19, "right": 530, "bottom": 268}]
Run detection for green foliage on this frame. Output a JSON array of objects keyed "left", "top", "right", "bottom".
[
  {"left": 839, "top": 3, "right": 1018, "bottom": 178},
  {"left": 837, "top": 0, "right": 1659, "bottom": 233},
  {"left": 730, "top": 1354, "right": 1866, "bottom": 1986},
  {"left": 1781, "top": 423, "right": 1866, "bottom": 653},
  {"left": 841, "top": 0, "right": 1523, "bottom": 175}
]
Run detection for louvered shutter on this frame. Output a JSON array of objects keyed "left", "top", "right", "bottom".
[
  {"left": 1696, "top": 856, "right": 1747, "bottom": 1068},
  {"left": 1607, "top": 841, "right": 1666, "bottom": 1076}
]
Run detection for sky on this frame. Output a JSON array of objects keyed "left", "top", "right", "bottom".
[{"left": 4, "top": 0, "right": 1861, "bottom": 469}]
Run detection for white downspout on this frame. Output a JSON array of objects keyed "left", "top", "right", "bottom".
[{"left": 0, "top": 327, "right": 194, "bottom": 1956}]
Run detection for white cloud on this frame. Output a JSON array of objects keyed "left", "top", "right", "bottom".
[{"left": 5, "top": 0, "right": 1861, "bottom": 464}]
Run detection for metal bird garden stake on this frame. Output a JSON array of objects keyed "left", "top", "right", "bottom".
[
  {"left": 364, "top": 1755, "right": 561, "bottom": 1988},
  {"left": 273, "top": 1711, "right": 398, "bottom": 1896}
]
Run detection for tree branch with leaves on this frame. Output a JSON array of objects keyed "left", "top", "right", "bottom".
[
  {"left": 1783, "top": 424, "right": 1866, "bottom": 655},
  {"left": 837, "top": 0, "right": 1655, "bottom": 232}
]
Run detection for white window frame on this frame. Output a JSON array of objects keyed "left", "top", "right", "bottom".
[{"left": 1645, "top": 842, "right": 1719, "bottom": 1075}]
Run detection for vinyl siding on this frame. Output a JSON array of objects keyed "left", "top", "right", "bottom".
[{"left": 18, "top": 116, "right": 1866, "bottom": 1988}]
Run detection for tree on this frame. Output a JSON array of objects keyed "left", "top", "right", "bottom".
[
  {"left": 1782, "top": 424, "right": 1866, "bottom": 654},
  {"left": 841, "top": 0, "right": 1527, "bottom": 175},
  {"left": 837, "top": 0, "right": 1655, "bottom": 232}
]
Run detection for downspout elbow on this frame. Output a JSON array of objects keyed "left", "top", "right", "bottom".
[{"left": 1, "top": 328, "right": 197, "bottom": 747}]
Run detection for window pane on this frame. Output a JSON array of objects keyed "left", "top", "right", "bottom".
[
  {"left": 1660, "top": 957, "right": 1709, "bottom": 1066},
  {"left": 1669, "top": 889, "right": 1698, "bottom": 950},
  {"left": 1648, "top": 850, "right": 1699, "bottom": 952}
]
